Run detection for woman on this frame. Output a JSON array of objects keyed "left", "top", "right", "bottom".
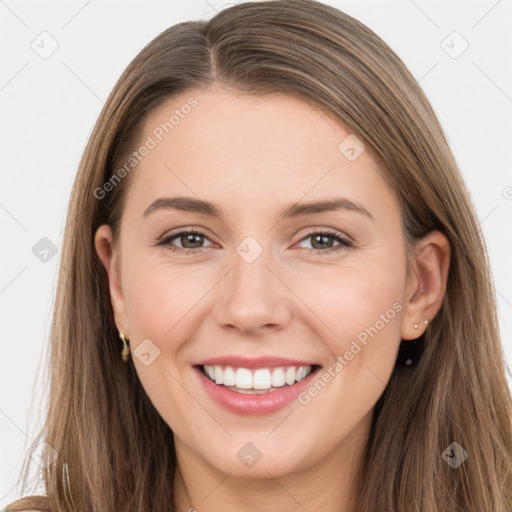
[{"left": 5, "top": 0, "right": 512, "bottom": 510}]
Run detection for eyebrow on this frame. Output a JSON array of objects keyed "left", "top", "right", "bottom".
[{"left": 142, "top": 196, "right": 374, "bottom": 221}]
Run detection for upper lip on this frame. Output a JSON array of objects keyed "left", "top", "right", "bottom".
[{"left": 194, "top": 356, "right": 320, "bottom": 369}]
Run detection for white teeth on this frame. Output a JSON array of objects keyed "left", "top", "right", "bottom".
[
  {"left": 271, "top": 367, "right": 286, "bottom": 387},
  {"left": 223, "top": 366, "right": 236, "bottom": 386},
  {"left": 285, "top": 366, "right": 296, "bottom": 385},
  {"left": 214, "top": 366, "right": 223, "bottom": 385},
  {"left": 253, "top": 369, "right": 272, "bottom": 389},
  {"left": 296, "top": 366, "right": 312, "bottom": 382},
  {"left": 202, "top": 364, "right": 314, "bottom": 390},
  {"left": 235, "top": 368, "right": 253, "bottom": 389}
]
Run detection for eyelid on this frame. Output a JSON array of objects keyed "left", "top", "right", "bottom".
[
  {"left": 297, "top": 226, "right": 353, "bottom": 244},
  {"left": 158, "top": 227, "right": 216, "bottom": 248},
  {"left": 157, "top": 226, "right": 354, "bottom": 254}
]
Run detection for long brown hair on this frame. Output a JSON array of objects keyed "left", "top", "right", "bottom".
[{"left": 6, "top": 0, "right": 512, "bottom": 510}]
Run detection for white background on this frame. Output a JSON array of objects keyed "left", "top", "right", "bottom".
[{"left": 1, "top": 0, "right": 511, "bottom": 505}]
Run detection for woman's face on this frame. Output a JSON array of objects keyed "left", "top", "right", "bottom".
[{"left": 95, "top": 84, "right": 431, "bottom": 480}]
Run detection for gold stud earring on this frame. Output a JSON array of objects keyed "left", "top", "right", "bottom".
[{"left": 119, "top": 332, "right": 130, "bottom": 362}]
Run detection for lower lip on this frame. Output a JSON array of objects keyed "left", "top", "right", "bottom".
[{"left": 194, "top": 366, "right": 319, "bottom": 416}]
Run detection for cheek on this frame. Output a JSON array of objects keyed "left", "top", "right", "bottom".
[
  {"left": 296, "top": 257, "right": 406, "bottom": 367},
  {"left": 122, "top": 258, "right": 209, "bottom": 340},
  {"left": 292, "top": 268, "right": 405, "bottom": 439},
  {"left": 123, "top": 261, "right": 202, "bottom": 425}
]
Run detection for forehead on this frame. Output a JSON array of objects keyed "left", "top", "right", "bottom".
[
  {"left": 122, "top": 85, "right": 397, "bottom": 222},
  {"left": 142, "top": 85, "right": 344, "bottom": 158}
]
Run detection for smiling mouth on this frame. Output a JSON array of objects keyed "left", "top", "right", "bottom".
[{"left": 198, "top": 364, "right": 321, "bottom": 394}]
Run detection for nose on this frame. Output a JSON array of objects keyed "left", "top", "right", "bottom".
[{"left": 213, "top": 240, "right": 293, "bottom": 336}]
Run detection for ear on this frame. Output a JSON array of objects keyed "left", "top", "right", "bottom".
[
  {"left": 94, "top": 224, "right": 130, "bottom": 336},
  {"left": 401, "top": 230, "right": 450, "bottom": 340}
]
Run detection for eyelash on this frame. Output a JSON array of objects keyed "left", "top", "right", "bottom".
[{"left": 157, "top": 227, "right": 354, "bottom": 256}]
